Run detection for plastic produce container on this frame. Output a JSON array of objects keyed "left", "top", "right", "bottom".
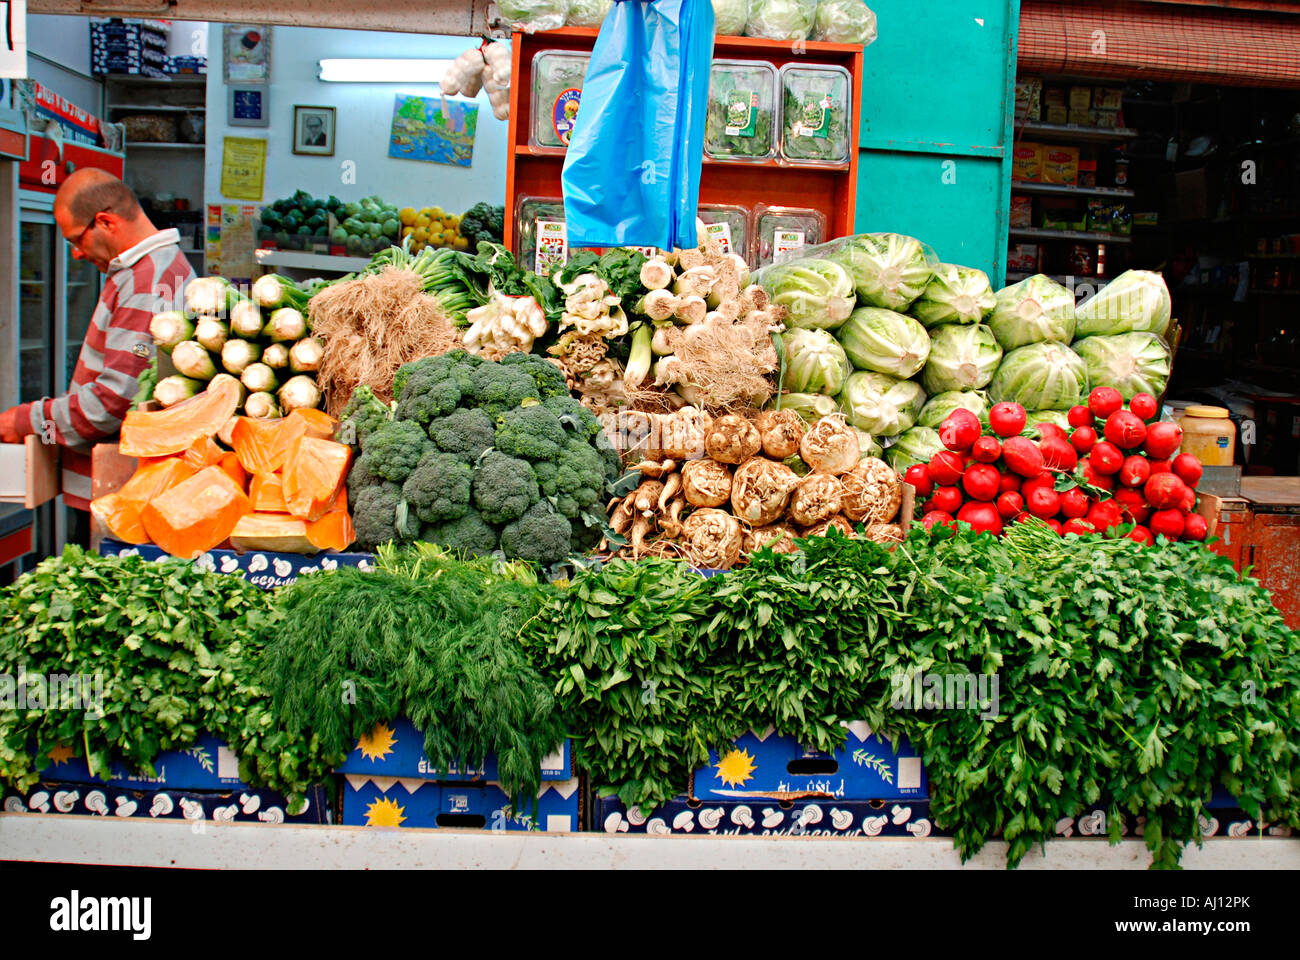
[
  {"left": 754, "top": 204, "right": 827, "bottom": 266},
  {"left": 697, "top": 203, "right": 750, "bottom": 262},
  {"left": 531, "top": 50, "right": 589, "bottom": 148},
  {"left": 778, "top": 63, "right": 852, "bottom": 166},
  {"left": 705, "top": 60, "right": 778, "bottom": 162},
  {"left": 515, "top": 196, "right": 569, "bottom": 275}
]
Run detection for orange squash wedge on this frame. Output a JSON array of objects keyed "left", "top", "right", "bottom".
[
  {"left": 91, "top": 457, "right": 197, "bottom": 543},
  {"left": 229, "top": 512, "right": 315, "bottom": 554},
  {"left": 288, "top": 407, "right": 337, "bottom": 440},
  {"left": 231, "top": 416, "right": 308, "bottom": 475},
  {"left": 119, "top": 378, "right": 242, "bottom": 458},
  {"left": 248, "top": 473, "right": 288, "bottom": 513},
  {"left": 90, "top": 492, "right": 149, "bottom": 544},
  {"left": 219, "top": 452, "right": 249, "bottom": 491},
  {"left": 140, "top": 465, "right": 252, "bottom": 559},
  {"left": 282, "top": 436, "right": 352, "bottom": 522},
  {"left": 216, "top": 416, "right": 240, "bottom": 447},
  {"left": 181, "top": 436, "right": 224, "bottom": 470},
  {"left": 306, "top": 507, "right": 356, "bottom": 552}
]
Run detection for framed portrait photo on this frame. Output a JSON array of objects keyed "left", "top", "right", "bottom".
[{"left": 293, "top": 105, "right": 336, "bottom": 156}]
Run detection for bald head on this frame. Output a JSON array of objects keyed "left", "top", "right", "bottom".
[
  {"left": 54, "top": 168, "right": 143, "bottom": 224},
  {"left": 54, "top": 169, "right": 157, "bottom": 273}
]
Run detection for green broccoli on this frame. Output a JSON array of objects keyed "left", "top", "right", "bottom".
[
  {"left": 494, "top": 402, "right": 566, "bottom": 462},
  {"left": 364, "top": 421, "right": 431, "bottom": 483},
  {"left": 472, "top": 451, "right": 539, "bottom": 524},
  {"left": 532, "top": 459, "right": 559, "bottom": 498},
  {"left": 543, "top": 394, "right": 603, "bottom": 442},
  {"left": 353, "top": 481, "right": 419, "bottom": 551},
  {"left": 500, "top": 501, "right": 572, "bottom": 566},
  {"left": 595, "top": 429, "right": 623, "bottom": 483},
  {"left": 500, "top": 352, "right": 570, "bottom": 400},
  {"left": 347, "top": 451, "right": 377, "bottom": 500},
  {"left": 392, "top": 349, "right": 481, "bottom": 407},
  {"left": 429, "top": 406, "right": 496, "bottom": 460},
  {"left": 468, "top": 362, "right": 539, "bottom": 415},
  {"left": 459, "top": 202, "right": 505, "bottom": 248},
  {"left": 402, "top": 450, "right": 473, "bottom": 524},
  {"left": 335, "top": 384, "right": 393, "bottom": 450},
  {"left": 553, "top": 437, "right": 607, "bottom": 515},
  {"left": 424, "top": 509, "right": 499, "bottom": 558}
]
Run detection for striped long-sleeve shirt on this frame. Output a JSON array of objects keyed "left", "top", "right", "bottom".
[{"left": 13, "top": 229, "right": 195, "bottom": 510}]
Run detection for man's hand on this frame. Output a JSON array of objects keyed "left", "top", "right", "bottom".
[{"left": 0, "top": 407, "right": 22, "bottom": 444}]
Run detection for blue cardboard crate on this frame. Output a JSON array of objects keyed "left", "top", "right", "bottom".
[
  {"left": 38, "top": 733, "right": 249, "bottom": 791},
  {"left": 692, "top": 721, "right": 927, "bottom": 802},
  {"left": 596, "top": 795, "right": 941, "bottom": 838},
  {"left": 4, "top": 782, "right": 326, "bottom": 824},
  {"left": 340, "top": 775, "right": 579, "bottom": 832},
  {"left": 98, "top": 538, "right": 376, "bottom": 589},
  {"left": 1053, "top": 804, "right": 1292, "bottom": 841},
  {"left": 334, "top": 716, "right": 572, "bottom": 782}
]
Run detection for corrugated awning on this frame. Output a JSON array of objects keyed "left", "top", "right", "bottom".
[{"left": 1019, "top": 0, "right": 1300, "bottom": 88}]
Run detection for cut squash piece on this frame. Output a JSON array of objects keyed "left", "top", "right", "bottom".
[
  {"left": 91, "top": 457, "right": 197, "bottom": 545},
  {"left": 231, "top": 415, "right": 308, "bottom": 475},
  {"left": 140, "top": 465, "right": 251, "bottom": 559},
  {"left": 119, "top": 378, "right": 242, "bottom": 458},
  {"left": 91, "top": 492, "right": 148, "bottom": 544},
  {"left": 306, "top": 507, "right": 355, "bottom": 552},
  {"left": 248, "top": 473, "right": 288, "bottom": 513},
  {"left": 181, "top": 436, "right": 224, "bottom": 470},
  {"left": 288, "top": 407, "right": 337, "bottom": 440},
  {"left": 120, "top": 457, "right": 195, "bottom": 502},
  {"left": 282, "top": 436, "right": 352, "bottom": 522},
  {"left": 219, "top": 452, "right": 248, "bottom": 491},
  {"left": 229, "top": 512, "right": 315, "bottom": 554},
  {"left": 216, "top": 416, "right": 240, "bottom": 447}
]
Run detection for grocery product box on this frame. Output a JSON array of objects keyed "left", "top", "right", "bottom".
[
  {"left": 1052, "top": 802, "right": 1291, "bottom": 840},
  {"left": 39, "top": 733, "right": 246, "bottom": 791},
  {"left": 334, "top": 716, "right": 572, "bottom": 783},
  {"left": 1068, "top": 85, "right": 1092, "bottom": 111},
  {"left": 1087, "top": 199, "right": 1115, "bottom": 233},
  {"left": 596, "top": 795, "right": 943, "bottom": 838},
  {"left": 1040, "top": 144, "right": 1080, "bottom": 185},
  {"left": 4, "top": 781, "right": 326, "bottom": 824},
  {"left": 1014, "top": 77, "right": 1042, "bottom": 122},
  {"left": 1091, "top": 109, "right": 1119, "bottom": 130},
  {"left": 1011, "top": 141, "right": 1042, "bottom": 182},
  {"left": 1067, "top": 108, "right": 1092, "bottom": 126},
  {"left": 1010, "top": 195, "right": 1033, "bottom": 227},
  {"left": 1043, "top": 86, "right": 1066, "bottom": 108},
  {"left": 691, "top": 722, "right": 927, "bottom": 802},
  {"left": 1045, "top": 105, "right": 1069, "bottom": 125},
  {"left": 340, "top": 775, "right": 580, "bottom": 831},
  {"left": 97, "top": 538, "right": 376, "bottom": 590},
  {"left": 1093, "top": 87, "right": 1123, "bottom": 110},
  {"left": 1007, "top": 243, "right": 1040, "bottom": 272}
]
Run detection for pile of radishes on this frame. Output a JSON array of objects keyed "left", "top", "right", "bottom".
[{"left": 904, "top": 386, "right": 1208, "bottom": 544}]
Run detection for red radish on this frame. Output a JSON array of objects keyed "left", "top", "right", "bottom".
[
  {"left": 957, "top": 501, "right": 1003, "bottom": 536},
  {"left": 1113, "top": 487, "right": 1150, "bottom": 524},
  {"left": 1143, "top": 421, "right": 1183, "bottom": 460},
  {"left": 1183, "top": 513, "right": 1209, "bottom": 541},
  {"left": 1144, "top": 473, "right": 1188, "bottom": 510},
  {"left": 1148, "top": 459, "right": 1171, "bottom": 474},
  {"left": 940, "top": 409, "right": 982, "bottom": 451},
  {"left": 1126, "top": 525, "right": 1154, "bottom": 546},
  {"left": 1088, "top": 387, "right": 1123, "bottom": 419},
  {"left": 921, "top": 511, "right": 954, "bottom": 531},
  {"left": 1063, "top": 517, "right": 1096, "bottom": 536},
  {"left": 1045, "top": 518, "right": 1063, "bottom": 535},
  {"left": 998, "top": 472, "right": 1022, "bottom": 494},
  {"left": 930, "top": 485, "right": 963, "bottom": 515},
  {"left": 1119, "top": 455, "right": 1151, "bottom": 488},
  {"left": 1105, "top": 410, "right": 1148, "bottom": 449},
  {"left": 1067, "top": 405, "right": 1094, "bottom": 428},
  {"left": 971, "top": 436, "right": 1002, "bottom": 463},
  {"left": 1060, "top": 487, "right": 1090, "bottom": 518},
  {"left": 1180, "top": 486, "right": 1197, "bottom": 513},
  {"left": 1171, "top": 453, "right": 1203, "bottom": 489},
  {"left": 1086, "top": 500, "right": 1123, "bottom": 534},
  {"left": 1149, "top": 508, "right": 1185, "bottom": 540},
  {"left": 996, "top": 491, "right": 1024, "bottom": 520},
  {"left": 963, "top": 464, "right": 1002, "bottom": 502},
  {"left": 1089, "top": 441, "right": 1124, "bottom": 475},
  {"left": 988, "top": 402, "right": 1027, "bottom": 438},
  {"left": 1035, "top": 423, "right": 1069, "bottom": 443},
  {"left": 1001, "top": 436, "right": 1045, "bottom": 478},
  {"left": 1039, "top": 436, "right": 1078, "bottom": 472},
  {"left": 1070, "top": 425, "right": 1098, "bottom": 455},
  {"left": 928, "top": 451, "right": 965, "bottom": 486},
  {"left": 1026, "top": 485, "right": 1061, "bottom": 518},
  {"left": 1129, "top": 393, "right": 1158, "bottom": 420},
  {"left": 904, "top": 464, "right": 934, "bottom": 497},
  {"left": 1080, "top": 461, "right": 1115, "bottom": 491},
  {"left": 1021, "top": 472, "right": 1056, "bottom": 499}
]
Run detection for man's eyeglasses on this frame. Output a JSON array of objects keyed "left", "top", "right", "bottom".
[{"left": 68, "top": 209, "right": 110, "bottom": 250}]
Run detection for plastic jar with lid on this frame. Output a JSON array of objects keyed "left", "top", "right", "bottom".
[{"left": 1179, "top": 405, "right": 1236, "bottom": 465}]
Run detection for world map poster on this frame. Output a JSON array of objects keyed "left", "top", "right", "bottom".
[{"left": 388, "top": 93, "right": 477, "bottom": 167}]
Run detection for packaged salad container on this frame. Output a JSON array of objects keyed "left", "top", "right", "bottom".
[
  {"left": 705, "top": 59, "right": 778, "bottom": 162},
  {"left": 778, "top": 64, "right": 852, "bottom": 166},
  {"left": 531, "top": 51, "right": 590, "bottom": 148},
  {"left": 754, "top": 204, "right": 827, "bottom": 266},
  {"left": 515, "top": 196, "right": 569, "bottom": 276},
  {"left": 697, "top": 203, "right": 751, "bottom": 262}
]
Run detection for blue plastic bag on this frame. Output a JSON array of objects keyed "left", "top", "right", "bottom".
[{"left": 562, "top": 0, "right": 714, "bottom": 250}]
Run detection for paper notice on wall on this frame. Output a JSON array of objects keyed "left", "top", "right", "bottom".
[
  {"left": 0, "top": 1, "right": 28, "bottom": 79},
  {"left": 206, "top": 203, "right": 261, "bottom": 282},
  {"left": 220, "top": 136, "right": 266, "bottom": 201}
]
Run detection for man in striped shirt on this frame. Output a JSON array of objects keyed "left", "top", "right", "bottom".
[{"left": 0, "top": 169, "right": 195, "bottom": 543}]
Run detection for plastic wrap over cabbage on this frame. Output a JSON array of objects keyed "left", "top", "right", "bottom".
[
  {"left": 755, "top": 257, "right": 855, "bottom": 330},
  {"left": 827, "top": 233, "right": 937, "bottom": 311},
  {"left": 1072, "top": 331, "right": 1172, "bottom": 400},
  {"left": 498, "top": 0, "right": 570, "bottom": 32},
  {"left": 1073, "top": 270, "right": 1172, "bottom": 340},
  {"left": 988, "top": 274, "right": 1077, "bottom": 350},
  {"left": 988, "top": 341, "right": 1089, "bottom": 411},
  {"left": 779, "top": 327, "right": 852, "bottom": 396},
  {"left": 910, "top": 264, "right": 996, "bottom": 327},
  {"left": 885, "top": 425, "right": 944, "bottom": 472},
  {"left": 713, "top": 0, "right": 751, "bottom": 34},
  {"left": 771, "top": 391, "right": 839, "bottom": 423},
  {"left": 921, "top": 323, "right": 1002, "bottom": 394},
  {"left": 837, "top": 370, "right": 926, "bottom": 438},
  {"left": 836, "top": 306, "right": 931, "bottom": 378},
  {"left": 916, "top": 389, "right": 991, "bottom": 428},
  {"left": 811, "top": 0, "right": 878, "bottom": 44},
  {"left": 566, "top": 0, "right": 611, "bottom": 26},
  {"left": 745, "top": 0, "right": 817, "bottom": 39}
]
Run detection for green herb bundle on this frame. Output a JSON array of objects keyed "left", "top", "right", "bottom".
[
  {"left": 780, "top": 68, "right": 850, "bottom": 163},
  {"left": 705, "top": 62, "right": 777, "bottom": 160}
]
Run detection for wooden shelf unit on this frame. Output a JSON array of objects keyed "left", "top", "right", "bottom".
[{"left": 504, "top": 27, "right": 863, "bottom": 258}]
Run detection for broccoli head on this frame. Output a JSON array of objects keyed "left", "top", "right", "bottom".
[
  {"left": 500, "top": 501, "right": 572, "bottom": 566},
  {"left": 364, "top": 421, "right": 431, "bottom": 483},
  {"left": 554, "top": 437, "right": 607, "bottom": 514},
  {"left": 468, "top": 362, "right": 539, "bottom": 416},
  {"left": 424, "top": 509, "right": 499, "bottom": 558},
  {"left": 494, "top": 402, "right": 566, "bottom": 462},
  {"left": 335, "top": 384, "right": 393, "bottom": 451},
  {"left": 595, "top": 429, "right": 623, "bottom": 483},
  {"left": 429, "top": 406, "right": 496, "bottom": 460},
  {"left": 459, "top": 202, "right": 505, "bottom": 248},
  {"left": 353, "top": 481, "right": 420, "bottom": 551},
  {"left": 543, "top": 394, "right": 603, "bottom": 443},
  {"left": 500, "top": 352, "right": 570, "bottom": 400},
  {"left": 402, "top": 449, "right": 473, "bottom": 524},
  {"left": 531, "top": 459, "right": 559, "bottom": 498},
  {"left": 347, "top": 451, "right": 377, "bottom": 500},
  {"left": 472, "top": 450, "right": 539, "bottom": 524},
  {"left": 392, "top": 350, "right": 482, "bottom": 418}
]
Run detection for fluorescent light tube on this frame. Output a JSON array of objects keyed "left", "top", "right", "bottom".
[{"left": 317, "top": 59, "right": 453, "bottom": 83}]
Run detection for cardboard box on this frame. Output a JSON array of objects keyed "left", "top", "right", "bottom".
[
  {"left": 1091, "top": 109, "right": 1119, "bottom": 130},
  {"left": 1011, "top": 141, "right": 1042, "bottom": 182},
  {"left": 596, "top": 795, "right": 944, "bottom": 838},
  {"left": 1041, "top": 144, "right": 1080, "bottom": 185},
  {"left": 1068, "top": 86, "right": 1092, "bottom": 111},
  {"left": 1087, "top": 199, "right": 1114, "bottom": 233},
  {"left": 1052, "top": 802, "right": 1291, "bottom": 840},
  {"left": 39, "top": 733, "right": 246, "bottom": 791},
  {"left": 691, "top": 722, "right": 927, "bottom": 802},
  {"left": 98, "top": 538, "right": 376, "bottom": 590},
  {"left": 334, "top": 716, "right": 572, "bottom": 783},
  {"left": 1007, "top": 243, "right": 1040, "bottom": 272},
  {"left": 4, "top": 781, "right": 326, "bottom": 824},
  {"left": 0, "top": 437, "right": 59, "bottom": 509},
  {"left": 1093, "top": 86, "right": 1123, "bottom": 110},
  {"left": 1045, "top": 105, "right": 1069, "bottom": 125},
  {"left": 339, "top": 775, "right": 580, "bottom": 831},
  {"left": 1043, "top": 86, "right": 1066, "bottom": 108},
  {"left": 1010, "top": 195, "right": 1033, "bottom": 227},
  {"left": 1067, "top": 108, "right": 1092, "bottom": 126},
  {"left": 1015, "top": 78, "right": 1042, "bottom": 121}
]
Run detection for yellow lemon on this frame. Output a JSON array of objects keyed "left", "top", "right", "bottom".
[
  {"left": 412, "top": 226, "right": 430, "bottom": 243},
  {"left": 399, "top": 207, "right": 417, "bottom": 226},
  {"left": 414, "top": 213, "right": 431, "bottom": 230}
]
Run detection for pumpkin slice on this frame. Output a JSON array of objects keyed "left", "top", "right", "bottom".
[
  {"left": 306, "top": 507, "right": 356, "bottom": 552},
  {"left": 120, "top": 457, "right": 195, "bottom": 501},
  {"left": 288, "top": 407, "right": 338, "bottom": 440},
  {"left": 119, "top": 378, "right": 242, "bottom": 458},
  {"left": 181, "top": 436, "right": 224, "bottom": 470},
  {"left": 282, "top": 436, "right": 352, "bottom": 522},
  {"left": 231, "top": 415, "right": 308, "bottom": 475},
  {"left": 219, "top": 452, "right": 249, "bottom": 491},
  {"left": 248, "top": 473, "right": 288, "bottom": 513},
  {"left": 216, "top": 415, "right": 240, "bottom": 447},
  {"left": 229, "top": 512, "right": 315, "bottom": 554},
  {"left": 91, "top": 456, "right": 198, "bottom": 542},
  {"left": 91, "top": 493, "right": 148, "bottom": 544},
  {"left": 140, "top": 465, "right": 252, "bottom": 559}
]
